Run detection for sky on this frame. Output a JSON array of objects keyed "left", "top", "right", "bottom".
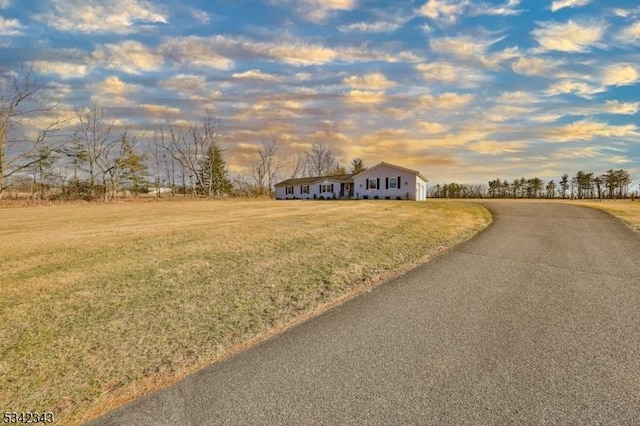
[{"left": 1, "top": 0, "right": 639, "bottom": 185}]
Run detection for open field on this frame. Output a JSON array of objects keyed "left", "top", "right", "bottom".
[{"left": 0, "top": 199, "right": 490, "bottom": 425}]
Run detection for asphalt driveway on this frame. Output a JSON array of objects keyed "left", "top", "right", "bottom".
[{"left": 89, "top": 202, "right": 640, "bottom": 425}]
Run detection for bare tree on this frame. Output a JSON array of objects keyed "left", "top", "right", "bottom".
[
  {"left": 350, "top": 157, "right": 367, "bottom": 174},
  {"left": 305, "top": 142, "right": 336, "bottom": 176},
  {"left": 252, "top": 139, "right": 284, "bottom": 197},
  {"left": 72, "top": 105, "right": 115, "bottom": 200},
  {"left": 166, "top": 114, "right": 232, "bottom": 198},
  {"left": 0, "top": 65, "right": 63, "bottom": 199}
]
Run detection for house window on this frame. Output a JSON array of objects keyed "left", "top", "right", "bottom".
[
  {"left": 286, "top": 186, "right": 293, "bottom": 195},
  {"left": 368, "top": 178, "right": 377, "bottom": 189},
  {"left": 389, "top": 177, "right": 398, "bottom": 189},
  {"left": 320, "top": 184, "right": 334, "bottom": 192},
  {"left": 301, "top": 185, "right": 309, "bottom": 194}
]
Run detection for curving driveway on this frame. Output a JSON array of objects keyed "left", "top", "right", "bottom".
[{"left": 90, "top": 202, "right": 640, "bottom": 425}]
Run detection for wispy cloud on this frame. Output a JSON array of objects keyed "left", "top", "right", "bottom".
[
  {"left": 602, "top": 63, "right": 640, "bottom": 86},
  {"left": 35, "top": 60, "right": 89, "bottom": 79},
  {"left": 232, "top": 69, "right": 280, "bottom": 82},
  {"left": 550, "top": 0, "right": 591, "bottom": 13},
  {"left": 93, "top": 40, "right": 164, "bottom": 74},
  {"left": 345, "top": 90, "right": 387, "bottom": 105},
  {"left": 0, "top": 15, "right": 23, "bottom": 35},
  {"left": 418, "top": 92, "right": 475, "bottom": 110},
  {"left": 273, "top": 0, "right": 357, "bottom": 23},
  {"left": 532, "top": 19, "right": 606, "bottom": 52},
  {"left": 36, "top": 0, "right": 168, "bottom": 34},
  {"left": 614, "top": 22, "right": 640, "bottom": 45},
  {"left": 429, "top": 34, "right": 516, "bottom": 69},
  {"left": 338, "top": 20, "right": 402, "bottom": 33},
  {"left": 419, "top": 0, "right": 522, "bottom": 24},
  {"left": 548, "top": 119, "right": 638, "bottom": 142},
  {"left": 89, "top": 76, "right": 139, "bottom": 106},
  {"left": 511, "top": 56, "right": 561, "bottom": 76},
  {"left": 545, "top": 79, "right": 603, "bottom": 98},
  {"left": 416, "top": 62, "right": 489, "bottom": 87},
  {"left": 603, "top": 100, "right": 640, "bottom": 115},
  {"left": 343, "top": 72, "right": 396, "bottom": 89}
]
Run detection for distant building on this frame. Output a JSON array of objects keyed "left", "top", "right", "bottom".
[{"left": 275, "top": 162, "right": 428, "bottom": 201}]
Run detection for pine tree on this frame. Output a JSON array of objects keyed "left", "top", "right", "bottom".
[
  {"left": 198, "top": 142, "right": 232, "bottom": 197},
  {"left": 117, "top": 134, "right": 148, "bottom": 196}
]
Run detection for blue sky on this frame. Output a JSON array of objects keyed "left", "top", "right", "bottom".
[{"left": 1, "top": 0, "right": 639, "bottom": 184}]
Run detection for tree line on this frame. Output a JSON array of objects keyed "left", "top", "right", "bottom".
[{"left": 430, "top": 169, "right": 637, "bottom": 200}]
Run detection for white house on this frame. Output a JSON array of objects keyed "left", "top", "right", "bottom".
[
  {"left": 353, "top": 162, "right": 428, "bottom": 201},
  {"left": 275, "top": 162, "right": 428, "bottom": 201}
]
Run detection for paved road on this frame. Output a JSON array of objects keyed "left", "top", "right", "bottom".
[{"left": 89, "top": 202, "right": 640, "bottom": 425}]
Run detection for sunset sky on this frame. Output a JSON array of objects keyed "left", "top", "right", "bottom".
[{"left": 1, "top": 0, "right": 639, "bottom": 184}]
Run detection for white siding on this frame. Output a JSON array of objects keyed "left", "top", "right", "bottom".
[{"left": 354, "top": 164, "right": 424, "bottom": 200}]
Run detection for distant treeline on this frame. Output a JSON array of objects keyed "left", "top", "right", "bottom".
[{"left": 430, "top": 170, "right": 637, "bottom": 200}]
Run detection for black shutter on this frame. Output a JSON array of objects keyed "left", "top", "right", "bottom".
[
  {"left": 398, "top": 176, "right": 401, "bottom": 188},
  {"left": 366, "top": 179, "right": 369, "bottom": 190},
  {"left": 331, "top": 184, "right": 334, "bottom": 193},
  {"left": 385, "top": 177, "right": 389, "bottom": 189},
  {"left": 377, "top": 178, "right": 380, "bottom": 190}
]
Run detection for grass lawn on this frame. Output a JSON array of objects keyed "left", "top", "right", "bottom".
[
  {"left": 569, "top": 200, "right": 640, "bottom": 232},
  {"left": 0, "top": 199, "right": 490, "bottom": 425}
]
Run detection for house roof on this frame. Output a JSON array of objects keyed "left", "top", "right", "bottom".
[
  {"left": 354, "top": 162, "right": 428, "bottom": 183},
  {"left": 275, "top": 173, "right": 355, "bottom": 187}
]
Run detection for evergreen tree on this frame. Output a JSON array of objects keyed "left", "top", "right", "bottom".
[{"left": 199, "top": 142, "right": 232, "bottom": 197}]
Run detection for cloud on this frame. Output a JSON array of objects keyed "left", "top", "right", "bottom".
[
  {"left": 189, "top": 8, "right": 210, "bottom": 24},
  {"left": 338, "top": 20, "right": 402, "bottom": 33},
  {"left": 419, "top": 92, "right": 475, "bottom": 110},
  {"left": 511, "top": 56, "right": 560, "bottom": 76},
  {"left": 343, "top": 72, "right": 396, "bottom": 89},
  {"left": 603, "top": 100, "right": 640, "bottom": 115},
  {"left": 615, "top": 22, "right": 640, "bottom": 44},
  {"left": 496, "top": 91, "right": 539, "bottom": 104},
  {"left": 485, "top": 105, "right": 537, "bottom": 122},
  {"left": 419, "top": 0, "right": 469, "bottom": 24},
  {"left": 273, "top": 0, "right": 356, "bottom": 23},
  {"left": 602, "top": 63, "right": 640, "bottom": 86},
  {"left": 160, "top": 36, "right": 234, "bottom": 70},
  {"left": 470, "top": 140, "right": 528, "bottom": 155},
  {"left": 232, "top": 69, "right": 280, "bottom": 81},
  {"left": 0, "top": 16, "right": 23, "bottom": 35},
  {"left": 416, "top": 62, "right": 488, "bottom": 87},
  {"left": 36, "top": 0, "right": 167, "bottom": 34},
  {"left": 550, "top": 0, "right": 590, "bottom": 13},
  {"left": 93, "top": 40, "right": 164, "bottom": 74},
  {"left": 0, "top": 0, "right": 10, "bottom": 8},
  {"left": 429, "top": 35, "right": 516, "bottom": 69},
  {"left": 140, "top": 104, "right": 181, "bottom": 118},
  {"left": 34, "top": 60, "right": 89, "bottom": 79},
  {"left": 470, "top": 0, "right": 522, "bottom": 17},
  {"left": 545, "top": 80, "right": 603, "bottom": 98},
  {"left": 417, "top": 121, "right": 449, "bottom": 134},
  {"left": 419, "top": 0, "right": 522, "bottom": 24},
  {"left": 532, "top": 20, "right": 606, "bottom": 52},
  {"left": 160, "top": 74, "right": 222, "bottom": 103},
  {"left": 89, "top": 76, "right": 139, "bottom": 106},
  {"left": 529, "top": 113, "right": 563, "bottom": 123},
  {"left": 548, "top": 119, "right": 638, "bottom": 142},
  {"left": 345, "top": 90, "right": 387, "bottom": 105}
]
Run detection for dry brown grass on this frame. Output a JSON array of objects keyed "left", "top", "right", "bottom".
[{"left": 0, "top": 199, "right": 490, "bottom": 424}]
